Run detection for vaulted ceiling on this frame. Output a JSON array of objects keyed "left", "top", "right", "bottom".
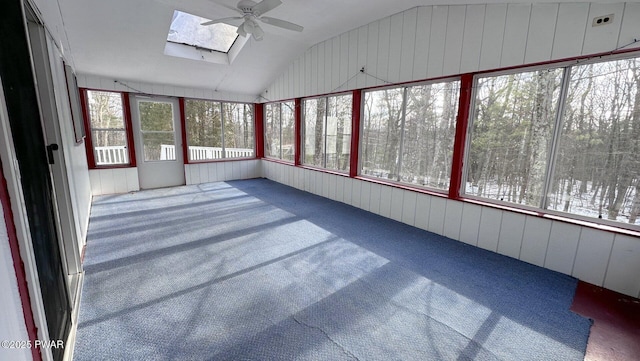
[{"left": 57, "top": 0, "right": 620, "bottom": 96}]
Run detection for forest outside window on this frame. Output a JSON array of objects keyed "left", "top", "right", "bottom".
[
  {"left": 185, "top": 99, "right": 254, "bottom": 161},
  {"left": 361, "top": 80, "right": 460, "bottom": 191},
  {"left": 264, "top": 101, "right": 295, "bottom": 161},
  {"left": 86, "top": 90, "right": 130, "bottom": 166},
  {"left": 465, "top": 55, "right": 640, "bottom": 228},
  {"left": 303, "top": 94, "right": 352, "bottom": 172}
]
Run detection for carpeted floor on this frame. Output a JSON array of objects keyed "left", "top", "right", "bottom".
[{"left": 74, "top": 178, "right": 592, "bottom": 360}]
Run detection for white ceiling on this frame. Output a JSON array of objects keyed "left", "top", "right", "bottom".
[{"left": 57, "top": 0, "right": 620, "bottom": 96}]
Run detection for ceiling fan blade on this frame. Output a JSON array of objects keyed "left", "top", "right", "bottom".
[
  {"left": 252, "top": 23, "right": 264, "bottom": 41},
  {"left": 236, "top": 22, "right": 248, "bottom": 37},
  {"left": 259, "top": 16, "right": 303, "bottom": 32},
  {"left": 252, "top": 0, "right": 282, "bottom": 16},
  {"left": 201, "top": 17, "right": 242, "bottom": 26}
]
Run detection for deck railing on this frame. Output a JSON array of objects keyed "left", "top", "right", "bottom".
[{"left": 95, "top": 145, "right": 254, "bottom": 165}]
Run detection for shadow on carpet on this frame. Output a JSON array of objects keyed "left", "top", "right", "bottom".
[{"left": 73, "top": 178, "right": 591, "bottom": 361}]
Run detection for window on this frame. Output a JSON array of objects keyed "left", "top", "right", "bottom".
[
  {"left": 138, "top": 100, "right": 176, "bottom": 161},
  {"left": 303, "top": 94, "right": 352, "bottom": 172},
  {"left": 185, "top": 99, "right": 254, "bottom": 161},
  {"left": 85, "top": 90, "right": 130, "bottom": 166},
  {"left": 465, "top": 70, "right": 563, "bottom": 206},
  {"left": 465, "top": 55, "right": 640, "bottom": 227},
  {"left": 264, "top": 101, "right": 295, "bottom": 161},
  {"left": 548, "top": 58, "right": 640, "bottom": 225},
  {"left": 167, "top": 11, "right": 238, "bottom": 53},
  {"left": 361, "top": 80, "right": 459, "bottom": 191}
]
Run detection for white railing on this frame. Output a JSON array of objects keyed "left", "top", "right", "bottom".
[
  {"left": 95, "top": 146, "right": 128, "bottom": 165},
  {"left": 95, "top": 145, "right": 254, "bottom": 164}
]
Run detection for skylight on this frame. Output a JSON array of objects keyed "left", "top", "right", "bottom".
[{"left": 167, "top": 10, "right": 238, "bottom": 53}]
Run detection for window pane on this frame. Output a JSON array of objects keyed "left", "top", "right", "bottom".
[
  {"left": 361, "top": 88, "right": 404, "bottom": 180},
  {"left": 548, "top": 58, "right": 640, "bottom": 225},
  {"left": 167, "top": 10, "right": 238, "bottom": 53},
  {"left": 86, "top": 90, "right": 129, "bottom": 165},
  {"left": 143, "top": 132, "right": 176, "bottom": 161},
  {"left": 281, "top": 101, "right": 295, "bottom": 162},
  {"left": 223, "top": 103, "right": 254, "bottom": 158},
  {"left": 304, "top": 98, "right": 327, "bottom": 167},
  {"left": 265, "top": 103, "right": 281, "bottom": 158},
  {"left": 465, "top": 70, "right": 563, "bottom": 206},
  {"left": 400, "top": 81, "right": 459, "bottom": 190},
  {"left": 325, "top": 94, "right": 352, "bottom": 171},
  {"left": 185, "top": 100, "right": 222, "bottom": 160}
]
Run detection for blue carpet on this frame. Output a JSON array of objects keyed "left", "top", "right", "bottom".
[{"left": 74, "top": 178, "right": 591, "bottom": 360}]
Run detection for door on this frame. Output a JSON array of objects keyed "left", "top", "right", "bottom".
[
  {"left": 130, "top": 95, "right": 185, "bottom": 189},
  {"left": 1, "top": 1, "right": 71, "bottom": 359}
]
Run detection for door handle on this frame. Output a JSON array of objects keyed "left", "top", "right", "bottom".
[{"left": 46, "top": 143, "right": 59, "bottom": 164}]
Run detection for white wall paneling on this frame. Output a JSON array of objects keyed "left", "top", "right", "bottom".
[
  {"left": 519, "top": 215, "right": 552, "bottom": 267},
  {"left": 261, "top": 162, "right": 640, "bottom": 297},
  {"left": 497, "top": 212, "right": 526, "bottom": 259},
  {"left": 477, "top": 207, "right": 503, "bottom": 252},
  {"left": 265, "top": 2, "right": 638, "bottom": 101},
  {"left": 459, "top": 203, "right": 481, "bottom": 246},
  {"left": 545, "top": 221, "right": 581, "bottom": 275},
  {"left": 89, "top": 168, "right": 139, "bottom": 196},
  {"left": 572, "top": 228, "right": 614, "bottom": 286},
  {"left": 603, "top": 234, "right": 640, "bottom": 297}
]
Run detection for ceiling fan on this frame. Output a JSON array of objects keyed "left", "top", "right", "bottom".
[{"left": 201, "top": 0, "right": 304, "bottom": 41}]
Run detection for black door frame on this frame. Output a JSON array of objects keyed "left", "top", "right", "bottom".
[{"left": 0, "top": 1, "right": 72, "bottom": 360}]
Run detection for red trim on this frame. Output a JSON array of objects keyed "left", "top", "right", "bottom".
[
  {"left": 79, "top": 88, "right": 96, "bottom": 169},
  {"left": 262, "top": 157, "right": 295, "bottom": 166},
  {"left": 294, "top": 99, "right": 302, "bottom": 166},
  {"left": 0, "top": 159, "right": 42, "bottom": 361},
  {"left": 254, "top": 103, "right": 264, "bottom": 159},
  {"left": 349, "top": 90, "right": 362, "bottom": 178},
  {"left": 178, "top": 98, "right": 189, "bottom": 164},
  {"left": 122, "top": 92, "right": 137, "bottom": 167},
  {"left": 449, "top": 74, "right": 473, "bottom": 200}
]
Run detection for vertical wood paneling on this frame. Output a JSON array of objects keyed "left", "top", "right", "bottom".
[
  {"left": 497, "top": 212, "right": 526, "bottom": 259},
  {"left": 360, "top": 180, "right": 371, "bottom": 211},
  {"left": 551, "top": 3, "right": 589, "bottom": 59},
  {"left": 357, "top": 26, "right": 369, "bottom": 89},
  {"left": 604, "top": 234, "right": 640, "bottom": 297},
  {"left": 443, "top": 200, "right": 463, "bottom": 240},
  {"left": 412, "top": 6, "right": 431, "bottom": 80},
  {"left": 618, "top": 3, "right": 640, "bottom": 50},
  {"left": 324, "top": 39, "right": 333, "bottom": 94},
  {"left": 339, "top": 33, "right": 350, "bottom": 91},
  {"left": 343, "top": 177, "right": 353, "bottom": 204},
  {"left": 545, "top": 221, "right": 581, "bottom": 275},
  {"left": 379, "top": 185, "right": 392, "bottom": 217},
  {"left": 525, "top": 4, "right": 558, "bottom": 64},
  {"left": 335, "top": 174, "right": 344, "bottom": 203},
  {"left": 582, "top": 3, "right": 625, "bottom": 55},
  {"left": 328, "top": 174, "right": 337, "bottom": 200},
  {"left": 89, "top": 170, "right": 101, "bottom": 195},
  {"left": 369, "top": 182, "right": 382, "bottom": 214},
  {"left": 190, "top": 165, "right": 200, "bottom": 184},
  {"left": 479, "top": 4, "right": 507, "bottom": 71},
  {"left": 224, "top": 162, "right": 233, "bottom": 180},
  {"left": 390, "top": 187, "right": 404, "bottom": 222},
  {"left": 459, "top": 203, "right": 481, "bottom": 246},
  {"left": 572, "top": 228, "right": 614, "bottom": 286},
  {"left": 500, "top": 4, "right": 531, "bottom": 68},
  {"left": 428, "top": 196, "right": 446, "bottom": 235},
  {"left": 125, "top": 168, "right": 139, "bottom": 191},
  {"left": 388, "top": 13, "right": 404, "bottom": 83},
  {"left": 331, "top": 37, "right": 341, "bottom": 91},
  {"left": 351, "top": 178, "right": 362, "bottom": 208},
  {"left": 519, "top": 216, "right": 551, "bottom": 267},
  {"left": 414, "top": 194, "right": 431, "bottom": 230},
  {"left": 399, "top": 8, "right": 417, "bottom": 82},
  {"left": 401, "top": 191, "right": 417, "bottom": 226},
  {"left": 377, "top": 17, "right": 391, "bottom": 86},
  {"left": 348, "top": 29, "right": 359, "bottom": 90},
  {"left": 232, "top": 161, "right": 241, "bottom": 180},
  {"left": 365, "top": 21, "right": 379, "bottom": 88},
  {"left": 427, "top": 6, "right": 448, "bottom": 78},
  {"left": 442, "top": 6, "right": 466, "bottom": 76},
  {"left": 311, "top": 45, "right": 318, "bottom": 96},
  {"left": 304, "top": 49, "right": 312, "bottom": 96},
  {"left": 477, "top": 207, "right": 502, "bottom": 251},
  {"left": 317, "top": 43, "right": 325, "bottom": 95},
  {"left": 322, "top": 172, "right": 330, "bottom": 198},
  {"left": 199, "top": 163, "right": 208, "bottom": 182},
  {"left": 460, "top": 4, "right": 485, "bottom": 74}
]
